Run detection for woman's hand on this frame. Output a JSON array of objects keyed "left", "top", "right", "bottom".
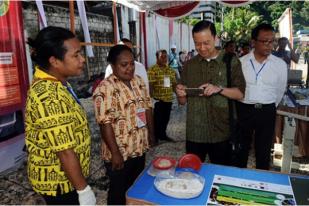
[
  {"left": 148, "top": 132, "right": 156, "bottom": 148},
  {"left": 111, "top": 151, "right": 124, "bottom": 170}
]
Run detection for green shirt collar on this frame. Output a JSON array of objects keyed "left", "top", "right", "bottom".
[{"left": 196, "top": 50, "right": 225, "bottom": 63}]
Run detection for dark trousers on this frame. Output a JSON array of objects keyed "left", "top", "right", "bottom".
[
  {"left": 236, "top": 102, "right": 276, "bottom": 170},
  {"left": 105, "top": 154, "right": 145, "bottom": 205},
  {"left": 154, "top": 101, "right": 172, "bottom": 141},
  {"left": 42, "top": 188, "right": 79, "bottom": 205},
  {"left": 186, "top": 140, "right": 230, "bottom": 165}
]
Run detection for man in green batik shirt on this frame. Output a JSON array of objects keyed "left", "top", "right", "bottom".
[{"left": 176, "top": 20, "right": 246, "bottom": 165}]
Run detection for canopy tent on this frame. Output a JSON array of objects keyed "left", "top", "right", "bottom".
[
  {"left": 116, "top": 0, "right": 251, "bottom": 14},
  {"left": 127, "top": 1, "right": 200, "bottom": 19},
  {"left": 113, "top": 0, "right": 252, "bottom": 67}
]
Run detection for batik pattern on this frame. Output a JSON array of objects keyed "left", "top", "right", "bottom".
[
  {"left": 25, "top": 68, "right": 91, "bottom": 196},
  {"left": 93, "top": 75, "right": 152, "bottom": 161}
]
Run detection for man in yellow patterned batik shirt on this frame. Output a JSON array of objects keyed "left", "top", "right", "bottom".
[
  {"left": 25, "top": 26, "right": 95, "bottom": 205},
  {"left": 148, "top": 49, "right": 176, "bottom": 143}
]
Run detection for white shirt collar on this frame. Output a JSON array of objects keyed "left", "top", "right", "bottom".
[{"left": 249, "top": 49, "right": 275, "bottom": 64}]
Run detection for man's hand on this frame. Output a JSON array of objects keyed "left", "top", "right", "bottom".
[
  {"left": 176, "top": 84, "right": 187, "bottom": 97},
  {"left": 199, "top": 83, "right": 223, "bottom": 96},
  {"left": 111, "top": 151, "right": 124, "bottom": 170}
]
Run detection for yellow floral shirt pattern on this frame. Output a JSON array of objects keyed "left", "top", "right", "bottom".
[
  {"left": 25, "top": 68, "right": 91, "bottom": 196},
  {"left": 93, "top": 74, "right": 152, "bottom": 161}
]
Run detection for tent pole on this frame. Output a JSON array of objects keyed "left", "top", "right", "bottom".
[
  {"left": 69, "top": 0, "right": 75, "bottom": 34},
  {"left": 112, "top": 1, "right": 118, "bottom": 44},
  {"left": 141, "top": 12, "right": 148, "bottom": 68}
]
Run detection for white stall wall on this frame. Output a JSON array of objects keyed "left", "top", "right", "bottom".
[
  {"left": 121, "top": 6, "right": 130, "bottom": 39},
  {"left": 144, "top": 13, "right": 195, "bottom": 68}
]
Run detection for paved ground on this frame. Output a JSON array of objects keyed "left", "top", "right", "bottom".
[{"left": 0, "top": 90, "right": 308, "bottom": 204}]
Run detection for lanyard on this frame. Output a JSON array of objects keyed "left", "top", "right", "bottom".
[
  {"left": 250, "top": 59, "right": 266, "bottom": 83},
  {"left": 65, "top": 84, "right": 81, "bottom": 105}
]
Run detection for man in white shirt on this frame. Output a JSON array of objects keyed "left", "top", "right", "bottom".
[
  {"left": 104, "top": 38, "right": 149, "bottom": 92},
  {"left": 237, "top": 23, "right": 287, "bottom": 170}
]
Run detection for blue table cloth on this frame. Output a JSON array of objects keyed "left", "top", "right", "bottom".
[{"left": 126, "top": 164, "right": 300, "bottom": 205}]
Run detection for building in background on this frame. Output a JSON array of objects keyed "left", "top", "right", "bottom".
[{"left": 190, "top": 1, "right": 216, "bottom": 22}]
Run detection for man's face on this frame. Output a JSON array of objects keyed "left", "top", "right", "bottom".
[
  {"left": 242, "top": 46, "right": 250, "bottom": 55},
  {"left": 225, "top": 43, "right": 236, "bottom": 54},
  {"left": 252, "top": 30, "right": 275, "bottom": 57},
  {"left": 157, "top": 51, "right": 167, "bottom": 66},
  {"left": 278, "top": 39, "right": 288, "bottom": 50},
  {"left": 193, "top": 29, "right": 216, "bottom": 59}
]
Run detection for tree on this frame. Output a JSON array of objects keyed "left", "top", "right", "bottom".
[
  {"left": 250, "top": 1, "right": 308, "bottom": 32},
  {"left": 300, "top": 1, "right": 309, "bottom": 25},
  {"left": 216, "top": 7, "right": 262, "bottom": 43}
]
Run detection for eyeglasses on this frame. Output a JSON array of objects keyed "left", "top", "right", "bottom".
[{"left": 256, "top": 39, "right": 275, "bottom": 45}]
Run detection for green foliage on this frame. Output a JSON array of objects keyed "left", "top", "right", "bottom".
[
  {"left": 249, "top": 1, "right": 308, "bottom": 32},
  {"left": 218, "top": 7, "right": 262, "bottom": 43},
  {"left": 178, "top": 1, "right": 308, "bottom": 40},
  {"left": 177, "top": 16, "right": 200, "bottom": 26}
]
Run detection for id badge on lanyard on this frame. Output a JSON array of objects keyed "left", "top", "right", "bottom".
[
  {"left": 136, "top": 108, "right": 146, "bottom": 128},
  {"left": 163, "top": 76, "right": 171, "bottom": 88}
]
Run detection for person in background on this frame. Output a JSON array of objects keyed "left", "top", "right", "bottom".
[
  {"left": 237, "top": 23, "right": 287, "bottom": 170},
  {"left": 175, "top": 20, "right": 245, "bottom": 165},
  {"left": 240, "top": 42, "right": 251, "bottom": 57},
  {"left": 25, "top": 26, "right": 96, "bottom": 205},
  {"left": 105, "top": 38, "right": 149, "bottom": 92},
  {"left": 148, "top": 49, "right": 176, "bottom": 143},
  {"left": 191, "top": 49, "right": 196, "bottom": 57},
  {"left": 185, "top": 51, "right": 192, "bottom": 62},
  {"left": 93, "top": 45, "right": 154, "bottom": 205},
  {"left": 90, "top": 72, "right": 105, "bottom": 93},
  {"left": 304, "top": 49, "right": 309, "bottom": 64},
  {"left": 224, "top": 40, "right": 237, "bottom": 56},
  {"left": 179, "top": 50, "right": 187, "bottom": 73},
  {"left": 273, "top": 37, "right": 299, "bottom": 68},
  {"left": 169, "top": 44, "right": 181, "bottom": 80}
]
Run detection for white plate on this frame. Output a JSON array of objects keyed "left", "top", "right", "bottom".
[{"left": 154, "top": 172, "right": 205, "bottom": 199}]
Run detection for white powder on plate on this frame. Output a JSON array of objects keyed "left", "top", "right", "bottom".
[{"left": 155, "top": 178, "right": 204, "bottom": 199}]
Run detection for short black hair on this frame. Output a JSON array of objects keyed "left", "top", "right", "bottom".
[
  {"left": 107, "top": 44, "right": 134, "bottom": 65},
  {"left": 192, "top": 20, "right": 216, "bottom": 37},
  {"left": 251, "top": 23, "right": 274, "bottom": 40},
  {"left": 224, "top": 40, "right": 235, "bottom": 49},
  {"left": 278, "top": 37, "right": 288, "bottom": 43},
  {"left": 155, "top": 49, "right": 167, "bottom": 58},
  {"left": 27, "top": 26, "right": 76, "bottom": 69}
]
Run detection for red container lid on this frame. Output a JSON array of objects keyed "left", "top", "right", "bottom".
[
  {"left": 178, "top": 153, "right": 202, "bottom": 171},
  {"left": 152, "top": 156, "right": 176, "bottom": 170}
]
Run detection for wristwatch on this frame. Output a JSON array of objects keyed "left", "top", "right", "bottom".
[{"left": 217, "top": 85, "right": 224, "bottom": 94}]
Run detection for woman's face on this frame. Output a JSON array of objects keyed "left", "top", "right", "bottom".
[
  {"left": 54, "top": 38, "right": 85, "bottom": 79},
  {"left": 112, "top": 50, "right": 135, "bottom": 82}
]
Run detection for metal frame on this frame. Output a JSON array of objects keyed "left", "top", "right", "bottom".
[{"left": 276, "top": 109, "right": 309, "bottom": 173}]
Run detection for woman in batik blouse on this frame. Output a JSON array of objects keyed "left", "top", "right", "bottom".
[{"left": 93, "top": 44, "right": 154, "bottom": 205}]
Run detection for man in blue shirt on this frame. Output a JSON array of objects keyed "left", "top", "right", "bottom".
[{"left": 169, "top": 44, "right": 180, "bottom": 80}]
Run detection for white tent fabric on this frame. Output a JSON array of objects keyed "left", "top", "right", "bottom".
[{"left": 144, "top": 13, "right": 194, "bottom": 67}]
